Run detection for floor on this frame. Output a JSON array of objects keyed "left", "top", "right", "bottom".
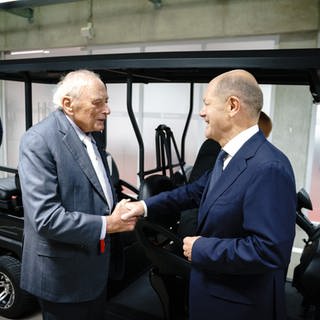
[
  {"left": 0, "top": 274, "right": 317, "bottom": 320},
  {"left": 0, "top": 223, "right": 309, "bottom": 320},
  {"left": 0, "top": 272, "right": 162, "bottom": 320},
  {"left": 0, "top": 226, "right": 314, "bottom": 320}
]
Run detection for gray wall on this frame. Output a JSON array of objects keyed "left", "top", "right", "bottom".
[{"left": 0, "top": 0, "right": 318, "bottom": 51}]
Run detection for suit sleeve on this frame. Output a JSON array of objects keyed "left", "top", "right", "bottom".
[
  {"left": 192, "top": 161, "right": 296, "bottom": 275},
  {"left": 145, "top": 171, "right": 210, "bottom": 219},
  {"left": 19, "top": 130, "right": 102, "bottom": 247}
]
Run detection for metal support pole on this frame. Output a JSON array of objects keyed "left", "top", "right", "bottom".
[
  {"left": 126, "top": 77, "right": 145, "bottom": 183},
  {"left": 24, "top": 75, "right": 33, "bottom": 130},
  {"left": 181, "top": 83, "right": 194, "bottom": 163}
]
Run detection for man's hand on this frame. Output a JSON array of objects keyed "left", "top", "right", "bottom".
[
  {"left": 183, "top": 236, "right": 200, "bottom": 261},
  {"left": 120, "top": 201, "right": 145, "bottom": 221},
  {"left": 106, "top": 199, "right": 138, "bottom": 233}
]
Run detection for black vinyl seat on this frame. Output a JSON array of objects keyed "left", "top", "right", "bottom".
[
  {"left": 135, "top": 219, "right": 190, "bottom": 320},
  {"left": 135, "top": 139, "right": 221, "bottom": 320},
  {"left": 0, "top": 176, "right": 18, "bottom": 200},
  {"left": 0, "top": 116, "right": 22, "bottom": 214},
  {"left": 104, "top": 152, "right": 151, "bottom": 298},
  {"left": 178, "top": 139, "right": 221, "bottom": 238},
  {"left": 138, "top": 175, "right": 178, "bottom": 230},
  {"left": 188, "top": 139, "right": 220, "bottom": 183},
  {"left": 0, "top": 172, "right": 22, "bottom": 215}
]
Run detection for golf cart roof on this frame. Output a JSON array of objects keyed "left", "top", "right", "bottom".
[{"left": 0, "top": 48, "right": 319, "bottom": 101}]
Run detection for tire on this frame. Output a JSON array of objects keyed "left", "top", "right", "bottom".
[{"left": 0, "top": 256, "right": 37, "bottom": 319}]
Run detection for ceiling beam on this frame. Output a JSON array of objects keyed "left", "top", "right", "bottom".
[
  {"left": 0, "top": 0, "right": 83, "bottom": 10},
  {"left": 5, "top": 7, "right": 33, "bottom": 21},
  {"left": 148, "top": 0, "right": 162, "bottom": 9}
]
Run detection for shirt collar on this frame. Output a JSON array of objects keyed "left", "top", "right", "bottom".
[
  {"left": 65, "top": 114, "right": 93, "bottom": 143},
  {"left": 223, "top": 124, "right": 259, "bottom": 157}
]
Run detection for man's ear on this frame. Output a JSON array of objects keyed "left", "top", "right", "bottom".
[
  {"left": 227, "top": 95, "right": 240, "bottom": 117},
  {"left": 61, "top": 96, "right": 73, "bottom": 115}
]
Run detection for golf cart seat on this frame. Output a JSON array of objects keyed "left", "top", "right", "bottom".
[
  {"left": 136, "top": 173, "right": 190, "bottom": 320},
  {"left": 135, "top": 139, "right": 221, "bottom": 319},
  {"left": 0, "top": 116, "right": 22, "bottom": 214},
  {"left": 0, "top": 172, "right": 22, "bottom": 215},
  {"left": 103, "top": 152, "right": 151, "bottom": 297},
  {"left": 187, "top": 139, "right": 221, "bottom": 183},
  {"left": 138, "top": 174, "right": 178, "bottom": 231},
  {"left": 178, "top": 139, "right": 220, "bottom": 238},
  {"left": 135, "top": 218, "right": 190, "bottom": 320}
]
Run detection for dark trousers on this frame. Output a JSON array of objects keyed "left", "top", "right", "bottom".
[{"left": 38, "top": 288, "right": 106, "bottom": 320}]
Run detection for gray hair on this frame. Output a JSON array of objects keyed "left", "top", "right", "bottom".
[
  {"left": 53, "top": 70, "right": 102, "bottom": 108},
  {"left": 214, "top": 70, "right": 263, "bottom": 118}
]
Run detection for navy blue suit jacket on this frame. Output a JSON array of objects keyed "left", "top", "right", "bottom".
[{"left": 146, "top": 131, "right": 296, "bottom": 320}]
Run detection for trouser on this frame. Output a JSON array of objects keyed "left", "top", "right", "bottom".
[{"left": 38, "top": 288, "right": 106, "bottom": 320}]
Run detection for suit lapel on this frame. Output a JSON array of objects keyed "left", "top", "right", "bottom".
[
  {"left": 197, "top": 158, "right": 247, "bottom": 231},
  {"left": 54, "top": 110, "right": 107, "bottom": 203},
  {"left": 197, "top": 132, "right": 265, "bottom": 232}
]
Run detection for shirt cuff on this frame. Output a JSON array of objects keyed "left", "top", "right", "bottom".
[
  {"left": 142, "top": 200, "right": 148, "bottom": 217},
  {"left": 100, "top": 216, "right": 107, "bottom": 239}
]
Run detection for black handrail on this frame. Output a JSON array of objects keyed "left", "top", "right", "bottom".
[
  {"left": 181, "top": 83, "right": 194, "bottom": 163},
  {"left": 126, "top": 76, "right": 145, "bottom": 184}
]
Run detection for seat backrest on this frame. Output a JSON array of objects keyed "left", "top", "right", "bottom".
[
  {"left": 138, "top": 174, "right": 175, "bottom": 200},
  {"left": 135, "top": 219, "right": 190, "bottom": 277},
  {"left": 0, "top": 176, "right": 19, "bottom": 200},
  {"left": 138, "top": 174, "right": 178, "bottom": 229},
  {"left": 0, "top": 171, "right": 23, "bottom": 215},
  {"left": 188, "top": 139, "right": 221, "bottom": 183},
  {"left": 105, "top": 152, "right": 121, "bottom": 195},
  {"left": 177, "top": 139, "right": 220, "bottom": 238},
  {"left": 136, "top": 139, "right": 221, "bottom": 272}
]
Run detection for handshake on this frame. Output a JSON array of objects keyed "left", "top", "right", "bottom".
[
  {"left": 113, "top": 199, "right": 200, "bottom": 261},
  {"left": 107, "top": 199, "right": 145, "bottom": 233},
  {"left": 119, "top": 199, "right": 145, "bottom": 221},
  {"left": 111, "top": 199, "right": 200, "bottom": 261}
]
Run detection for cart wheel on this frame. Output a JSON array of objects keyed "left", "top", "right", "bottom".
[{"left": 0, "top": 256, "right": 37, "bottom": 319}]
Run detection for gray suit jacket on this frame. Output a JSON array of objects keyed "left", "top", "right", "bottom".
[{"left": 18, "top": 109, "right": 115, "bottom": 303}]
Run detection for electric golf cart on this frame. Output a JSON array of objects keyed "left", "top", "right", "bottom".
[{"left": 0, "top": 48, "right": 319, "bottom": 319}]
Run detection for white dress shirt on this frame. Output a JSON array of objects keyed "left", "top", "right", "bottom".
[
  {"left": 222, "top": 124, "right": 259, "bottom": 169},
  {"left": 65, "top": 115, "right": 110, "bottom": 239}
]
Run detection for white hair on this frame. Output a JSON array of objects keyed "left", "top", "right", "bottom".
[{"left": 53, "top": 70, "right": 102, "bottom": 108}]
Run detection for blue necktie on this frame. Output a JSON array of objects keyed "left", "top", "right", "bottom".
[{"left": 207, "top": 149, "right": 228, "bottom": 193}]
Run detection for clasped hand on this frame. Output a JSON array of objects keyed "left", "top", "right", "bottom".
[
  {"left": 119, "top": 200, "right": 201, "bottom": 261},
  {"left": 121, "top": 200, "right": 145, "bottom": 221},
  {"left": 106, "top": 199, "right": 143, "bottom": 233}
]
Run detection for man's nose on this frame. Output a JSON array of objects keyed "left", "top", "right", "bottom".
[
  {"left": 199, "top": 106, "right": 205, "bottom": 117},
  {"left": 104, "top": 104, "right": 111, "bottom": 115}
]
